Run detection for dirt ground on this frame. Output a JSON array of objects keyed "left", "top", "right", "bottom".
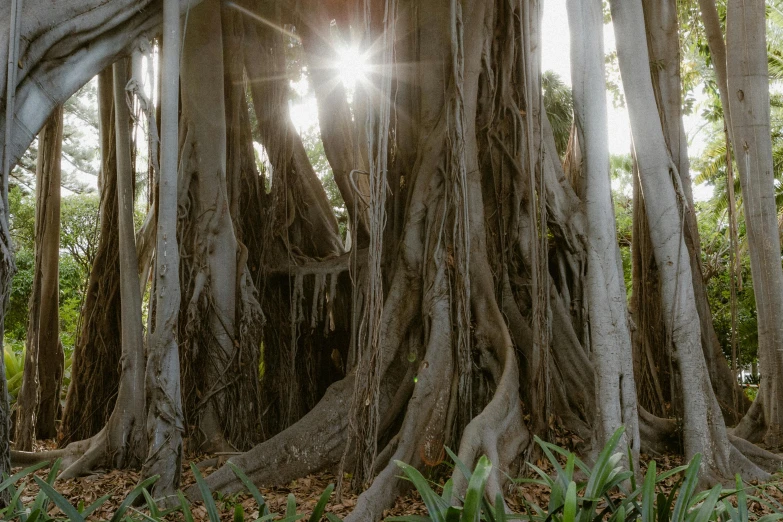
[{"left": 8, "top": 439, "right": 783, "bottom": 521}]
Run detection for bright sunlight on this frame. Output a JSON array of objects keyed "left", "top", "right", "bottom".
[{"left": 334, "top": 44, "right": 368, "bottom": 91}]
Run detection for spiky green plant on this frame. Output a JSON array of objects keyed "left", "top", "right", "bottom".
[{"left": 389, "top": 427, "right": 783, "bottom": 522}]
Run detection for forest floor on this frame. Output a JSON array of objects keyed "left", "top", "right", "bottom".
[{"left": 11, "top": 439, "right": 783, "bottom": 521}]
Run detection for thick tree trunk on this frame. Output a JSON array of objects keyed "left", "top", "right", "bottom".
[
  {"left": 609, "top": 0, "right": 766, "bottom": 482},
  {"left": 142, "top": 0, "right": 184, "bottom": 500},
  {"left": 0, "top": 1, "right": 20, "bottom": 504},
  {"left": 567, "top": 0, "right": 639, "bottom": 459},
  {"left": 31, "top": 60, "right": 150, "bottom": 480},
  {"left": 15, "top": 105, "right": 64, "bottom": 449},
  {"left": 59, "top": 68, "right": 122, "bottom": 446},
  {"left": 643, "top": 0, "right": 748, "bottom": 423},
  {"left": 630, "top": 162, "right": 673, "bottom": 419},
  {"left": 107, "top": 58, "right": 147, "bottom": 467},
  {"left": 726, "top": 0, "right": 783, "bottom": 450},
  {"left": 177, "top": 0, "right": 262, "bottom": 452}
]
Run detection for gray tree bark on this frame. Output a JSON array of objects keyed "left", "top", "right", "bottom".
[
  {"left": 642, "top": 0, "right": 748, "bottom": 423},
  {"left": 609, "top": 0, "right": 766, "bottom": 482},
  {"left": 59, "top": 68, "right": 122, "bottom": 445},
  {"left": 726, "top": 0, "right": 783, "bottom": 450},
  {"left": 0, "top": 0, "right": 205, "bottom": 180},
  {"left": 567, "top": 0, "right": 639, "bottom": 461},
  {"left": 142, "top": 0, "right": 184, "bottom": 500},
  {"left": 44, "top": 60, "right": 148, "bottom": 479}
]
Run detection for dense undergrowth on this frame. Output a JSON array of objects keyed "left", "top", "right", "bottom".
[{"left": 1, "top": 429, "right": 780, "bottom": 522}]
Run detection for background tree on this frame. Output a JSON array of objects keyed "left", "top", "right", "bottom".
[
  {"left": 59, "top": 69, "right": 123, "bottom": 446},
  {"left": 15, "top": 106, "right": 64, "bottom": 449},
  {"left": 2, "top": 1, "right": 783, "bottom": 518},
  {"left": 727, "top": 0, "right": 783, "bottom": 449}
]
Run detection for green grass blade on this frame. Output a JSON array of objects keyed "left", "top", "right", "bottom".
[
  {"left": 757, "top": 515, "right": 783, "bottom": 522},
  {"left": 33, "top": 476, "right": 85, "bottom": 522},
  {"left": 736, "top": 475, "right": 748, "bottom": 522},
  {"left": 721, "top": 499, "right": 739, "bottom": 522},
  {"left": 495, "top": 492, "right": 508, "bottom": 522},
  {"left": 627, "top": 446, "right": 637, "bottom": 493},
  {"left": 191, "top": 462, "right": 221, "bottom": 522},
  {"left": 671, "top": 454, "right": 701, "bottom": 522},
  {"left": 445, "top": 447, "right": 472, "bottom": 482},
  {"left": 142, "top": 488, "right": 161, "bottom": 518},
  {"left": 584, "top": 428, "right": 625, "bottom": 499},
  {"left": 611, "top": 505, "right": 626, "bottom": 522},
  {"left": 129, "top": 506, "right": 165, "bottom": 522},
  {"left": 641, "top": 461, "right": 656, "bottom": 522},
  {"left": 0, "top": 461, "right": 49, "bottom": 492},
  {"left": 234, "top": 503, "right": 245, "bottom": 522},
  {"left": 395, "top": 460, "right": 449, "bottom": 521},
  {"left": 658, "top": 491, "right": 673, "bottom": 522},
  {"left": 563, "top": 481, "right": 577, "bottom": 522},
  {"left": 446, "top": 506, "right": 464, "bottom": 521},
  {"left": 110, "top": 475, "right": 159, "bottom": 522},
  {"left": 461, "top": 456, "right": 492, "bottom": 522},
  {"left": 32, "top": 457, "right": 61, "bottom": 514},
  {"left": 177, "top": 491, "right": 196, "bottom": 522},
  {"left": 287, "top": 493, "right": 297, "bottom": 518},
  {"left": 442, "top": 479, "right": 454, "bottom": 503},
  {"left": 228, "top": 461, "right": 270, "bottom": 516},
  {"left": 9, "top": 482, "right": 26, "bottom": 522},
  {"left": 655, "top": 465, "right": 690, "bottom": 483},
  {"left": 80, "top": 493, "right": 112, "bottom": 518},
  {"left": 309, "top": 483, "right": 335, "bottom": 522},
  {"left": 690, "top": 484, "right": 721, "bottom": 522}
]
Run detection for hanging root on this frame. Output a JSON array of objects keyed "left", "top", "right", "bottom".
[{"left": 194, "top": 262, "right": 421, "bottom": 502}]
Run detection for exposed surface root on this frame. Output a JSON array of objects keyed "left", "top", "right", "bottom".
[
  {"left": 733, "top": 397, "right": 766, "bottom": 444},
  {"left": 728, "top": 434, "right": 783, "bottom": 474},
  {"left": 454, "top": 269, "right": 530, "bottom": 501},
  {"left": 189, "top": 377, "right": 355, "bottom": 499},
  {"left": 638, "top": 407, "right": 680, "bottom": 456}
]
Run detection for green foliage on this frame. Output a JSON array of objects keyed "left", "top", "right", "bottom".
[
  {"left": 542, "top": 71, "right": 573, "bottom": 158},
  {"left": 393, "top": 428, "right": 783, "bottom": 522},
  {"left": 301, "top": 126, "right": 348, "bottom": 241},
  {"left": 4, "top": 346, "right": 24, "bottom": 400},
  {"left": 2, "top": 345, "right": 72, "bottom": 407},
  {"left": 610, "top": 154, "right": 634, "bottom": 297},
  {"left": 60, "top": 193, "right": 100, "bottom": 278},
  {"left": 6, "top": 187, "right": 101, "bottom": 358}
]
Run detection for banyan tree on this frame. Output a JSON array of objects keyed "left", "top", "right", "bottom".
[{"left": 1, "top": 0, "right": 782, "bottom": 518}]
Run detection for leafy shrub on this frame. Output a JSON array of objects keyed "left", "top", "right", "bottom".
[{"left": 391, "top": 427, "right": 783, "bottom": 522}]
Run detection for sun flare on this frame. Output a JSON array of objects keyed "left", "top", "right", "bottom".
[{"left": 335, "top": 45, "right": 368, "bottom": 91}]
